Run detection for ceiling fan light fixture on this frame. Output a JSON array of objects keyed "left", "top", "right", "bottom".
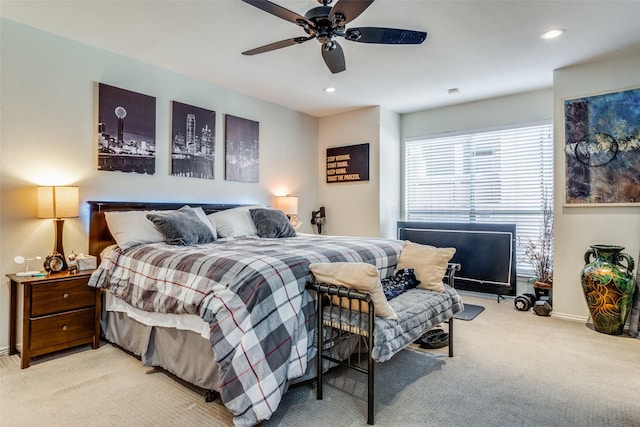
[
  {"left": 345, "top": 29, "right": 361, "bottom": 41},
  {"left": 324, "top": 41, "right": 337, "bottom": 51},
  {"left": 540, "top": 28, "right": 565, "bottom": 40}
]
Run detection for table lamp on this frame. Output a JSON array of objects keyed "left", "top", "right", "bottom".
[
  {"left": 38, "top": 186, "right": 79, "bottom": 271},
  {"left": 274, "top": 195, "right": 300, "bottom": 229}
]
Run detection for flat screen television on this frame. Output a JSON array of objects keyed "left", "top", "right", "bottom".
[{"left": 397, "top": 221, "right": 517, "bottom": 296}]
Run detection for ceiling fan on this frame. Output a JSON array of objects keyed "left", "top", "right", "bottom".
[{"left": 241, "top": 0, "right": 427, "bottom": 74}]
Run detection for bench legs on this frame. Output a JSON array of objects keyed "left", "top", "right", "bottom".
[
  {"left": 449, "top": 316, "right": 454, "bottom": 358},
  {"left": 311, "top": 282, "right": 377, "bottom": 424},
  {"left": 309, "top": 280, "right": 457, "bottom": 425}
]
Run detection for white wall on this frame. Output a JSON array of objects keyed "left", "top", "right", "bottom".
[
  {"left": 552, "top": 49, "right": 640, "bottom": 321},
  {"left": 379, "top": 108, "right": 402, "bottom": 239},
  {"left": 0, "top": 19, "right": 319, "bottom": 352},
  {"left": 402, "top": 89, "right": 553, "bottom": 138},
  {"left": 317, "top": 107, "right": 383, "bottom": 237}
]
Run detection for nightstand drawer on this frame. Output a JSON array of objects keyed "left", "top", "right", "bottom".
[
  {"left": 31, "top": 278, "right": 96, "bottom": 316},
  {"left": 30, "top": 308, "right": 95, "bottom": 351}
]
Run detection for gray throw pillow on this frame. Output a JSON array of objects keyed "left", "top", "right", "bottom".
[
  {"left": 146, "top": 206, "right": 215, "bottom": 246},
  {"left": 249, "top": 208, "right": 297, "bottom": 238}
]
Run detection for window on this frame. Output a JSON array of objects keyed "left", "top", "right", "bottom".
[{"left": 404, "top": 121, "right": 553, "bottom": 276}]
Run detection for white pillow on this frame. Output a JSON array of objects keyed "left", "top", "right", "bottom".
[
  {"left": 105, "top": 206, "right": 217, "bottom": 249},
  {"left": 208, "top": 205, "right": 265, "bottom": 238},
  {"left": 309, "top": 262, "right": 398, "bottom": 320},
  {"left": 104, "top": 210, "right": 166, "bottom": 250}
]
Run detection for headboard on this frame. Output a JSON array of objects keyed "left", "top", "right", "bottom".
[{"left": 87, "top": 201, "right": 244, "bottom": 259}]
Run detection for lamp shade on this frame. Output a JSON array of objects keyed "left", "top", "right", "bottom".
[
  {"left": 274, "top": 196, "right": 298, "bottom": 215},
  {"left": 38, "top": 186, "right": 79, "bottom": 219}
]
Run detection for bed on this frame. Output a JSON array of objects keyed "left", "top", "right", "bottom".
[{"left": 87, "top": 200, "right": 422, "bottom": 426}]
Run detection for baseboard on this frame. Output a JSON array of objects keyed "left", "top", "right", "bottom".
[
  {"left": 458, "top": 289, "right": 513, "bottom": 301},
  {"left": 0, "top": 346, "right": 9, "bottom": 356},
  {"left": 551, "top": 312, "right": 589, "bottom": 322}
]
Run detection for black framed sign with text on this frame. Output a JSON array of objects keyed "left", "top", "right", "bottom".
[{"left": 326, "top": 143, "right": 369, "bottom": 183}]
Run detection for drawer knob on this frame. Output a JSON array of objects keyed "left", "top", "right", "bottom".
[
  {"left": 62, "top": 293, "right": 70, "bottom": 299},
  {"left": 62, "top": 325, "right": 68, "bottom": 331}
]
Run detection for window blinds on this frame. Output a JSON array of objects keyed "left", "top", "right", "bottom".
[{"left": 404, "top": 121, "right": 554, "bottom": 276}]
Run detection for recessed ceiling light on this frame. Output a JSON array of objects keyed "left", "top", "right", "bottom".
[
  {"left": 540, "top": 28, "right": 565, "bottom": 40},
  {"left": 324, "top": 87, "right": 336, "bottom": 93}
]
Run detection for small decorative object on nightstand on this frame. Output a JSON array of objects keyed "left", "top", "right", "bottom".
[
  {"left": 6, "top": 270, "right": 100, "bottom": 368},
  {"left": 75, "top": 254, "right": 98, "bottom": 271},
  {"left": 13, "top": 255, "right": 43, "bottom": 277}
]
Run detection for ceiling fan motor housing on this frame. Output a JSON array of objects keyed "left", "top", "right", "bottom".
[{"left": 304, "top": 5, "right": 332, "bottom": 21}]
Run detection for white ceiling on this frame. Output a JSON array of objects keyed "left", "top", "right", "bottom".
[{"left": 2, "top": 0, "right": 640, "bottom": 117}]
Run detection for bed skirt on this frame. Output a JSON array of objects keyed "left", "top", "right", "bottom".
[
  {"left": 100, "top": 300, "right": 358, "bottom": 394},
  {"left": 102, "top": 309, "right": 221, "bottom": 389}
]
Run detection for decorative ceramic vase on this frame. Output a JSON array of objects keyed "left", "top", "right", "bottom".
[{"left": 581, "top": 245, "right": 636, "bottom": 335}]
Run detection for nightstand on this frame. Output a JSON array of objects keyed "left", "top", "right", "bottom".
[{"left": 6, "top": 270, "right": 101, "bottom": 368}]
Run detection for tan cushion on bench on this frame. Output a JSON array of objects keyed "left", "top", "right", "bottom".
[
  {"left": 395, "top": 241, "right": 456, "bottom": 292},
  {"left": 310, "top": 262, "right": 398, "bottom": 320}
]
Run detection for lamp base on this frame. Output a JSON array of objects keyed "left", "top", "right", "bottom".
[{"left": 53, "top": 218, "right": 69, "bottom": 271}]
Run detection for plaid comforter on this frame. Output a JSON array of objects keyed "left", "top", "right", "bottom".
[{"left": 88, "top": 234, "right": 402, "bottom": 427}]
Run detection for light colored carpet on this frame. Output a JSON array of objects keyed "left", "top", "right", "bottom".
[{"left": 2, "top": 294, "right": 639, "bottom": 427}]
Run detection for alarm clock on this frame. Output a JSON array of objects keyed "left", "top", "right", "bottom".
[{"left": 44, "top": 252, "right": 66, "bottom": 273}]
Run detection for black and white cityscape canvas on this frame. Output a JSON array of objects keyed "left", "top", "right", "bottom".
[
  {"left": 225, "top": 114, "right": 259, "bottom": 182},
  {"left": 97, "top": 83, "right": 156, "bottom": 174},
  {"left": 171, "top": 101, "right": 215, "bottom": 179}
]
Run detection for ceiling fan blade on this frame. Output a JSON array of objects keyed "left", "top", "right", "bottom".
[
  {"left": 345, "top": 27, "right": 427, "bottom": 44},
  {"left": 321, "top": 41, "right": 346, "bottom": 74},
  {"left": 242, "top": 37, "right": 312, "bottom": 55},
  {"left": 329, "top": 0, "right": 375, "bottom": 26},
  {"left": 241, "top": 0, "right": 313, "bottom": 28}
]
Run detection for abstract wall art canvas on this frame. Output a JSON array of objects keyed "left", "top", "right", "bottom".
[
  {"left": 564, "top": 87, "right": 640, "bottom": 205},
  {"left": 171, "top": 101, "right": 216, "bottom": 179},
  {"left": 97, "top": 83, "right": 156, "bottom": 174}
]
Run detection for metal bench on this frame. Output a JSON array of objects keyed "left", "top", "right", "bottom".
[{"left": 306, "top": 262, "right": 461, "bottom": 425}]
